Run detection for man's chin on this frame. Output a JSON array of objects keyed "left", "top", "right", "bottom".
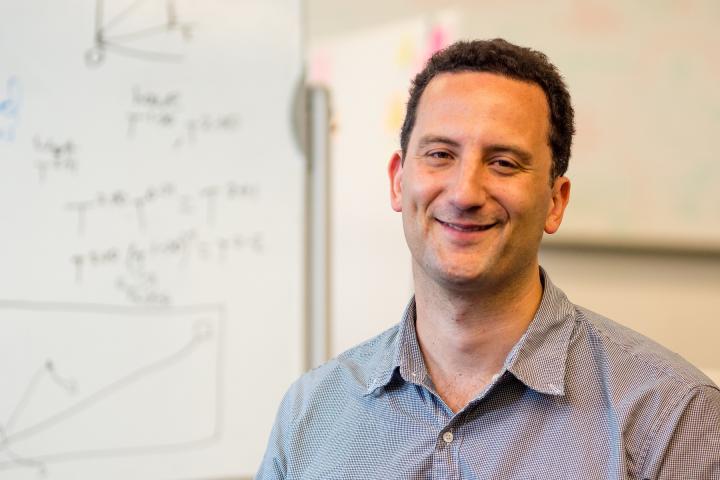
[
  {"left": 431, "top": 264, "right": 496, "bottom": 291},
  {"left": 412, "top": 253, "right": 499, "bottom": 292}
]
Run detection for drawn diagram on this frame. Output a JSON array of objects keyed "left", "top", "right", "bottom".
[
  {"left": 85, "top": 0, "right": 193, "bottom": 67},
  {"left": 0, "top": 76, "right": 21, "bottom": 141},
  {"left": 0, "top": 302, "right": 224, "bottom": 477}
]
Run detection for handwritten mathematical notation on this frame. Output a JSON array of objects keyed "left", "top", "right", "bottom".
[
  {"left": 70, "top": 229, "right": 263, "bottom": 280},
  {"left": 0, "top": 76, "right": 21, "bottom": 142},
  {"left": 71, "top": 228, "right": 263, "bottom": 304},
  {"left": 33, "top": 136, "right": 78, "bottom": 182},
  {"left": 65, "top": 180, "right": 259, "bottom": 234},
  {"left": 115, "top": 270, "right": 171, "bottom": 305},
  {"left": 127, "top": 86, "right": 239, "bottom": 147},
  {"left": 132, "top": 85, "right": 180, "bottom": 108}
]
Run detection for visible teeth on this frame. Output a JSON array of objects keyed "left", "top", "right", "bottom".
[{"left": 445, "top": 222, "right": 492, "bottom": 232}]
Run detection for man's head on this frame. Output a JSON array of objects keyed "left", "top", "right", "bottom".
[
  {"left": 400, "top": 39, "right": 574, "bottom": 181},
  {"left": 388, "top": 39, "right": 573, "bottom": 292}
]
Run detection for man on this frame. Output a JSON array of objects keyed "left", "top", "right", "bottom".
[{"left": 258, "top": 39, "right": 720, "bottom": 479}]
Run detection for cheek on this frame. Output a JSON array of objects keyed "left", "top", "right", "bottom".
[
  {"left": 402, "top": 173, "right": 439, "bottom": 210},
  {"left": 500, "top": 186, "right": 550, "bottom": 223},
  {"left": 528, "top": 194, "right": 555, "bottom": 227},
  {"left": 492, "top": 184, "right": 526, "bottom": 214}
]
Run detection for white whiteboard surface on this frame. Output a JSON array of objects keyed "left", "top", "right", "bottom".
[{"left": 0, "top": 1, "right": 304, "bottom": 478}]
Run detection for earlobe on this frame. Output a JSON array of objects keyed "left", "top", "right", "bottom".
[
  {"left": 388, "top": 151, "right": 404, "bottom": 212},
  {"left": 544, "top": 176, "right": 571, "bottom": 234}
]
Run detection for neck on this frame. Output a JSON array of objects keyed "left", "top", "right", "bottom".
[{"left": 413, "top": 264, "right": 543, "bottom": 412}]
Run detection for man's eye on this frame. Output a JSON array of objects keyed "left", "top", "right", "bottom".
[
  {"left": 491, "top": 159, "right": 517, "bottom": 171},
  {"left": 428, "top": 151, "right": 451, "bottom": 159}
]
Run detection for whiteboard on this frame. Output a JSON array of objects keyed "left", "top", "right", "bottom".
[{"left": 0, "top": 1, "right": 304, "bottom": 479}]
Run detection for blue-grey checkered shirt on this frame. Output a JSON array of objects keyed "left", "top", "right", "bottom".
[{"left": 257, "top": 272, "right": 720, "bottom": 479}]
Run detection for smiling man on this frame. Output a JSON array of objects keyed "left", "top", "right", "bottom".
[{"left": 258, "top": 39, "right": 720, "bottom": 479}]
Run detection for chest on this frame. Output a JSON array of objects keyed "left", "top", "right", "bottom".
[{"left": 288, "top": 383, "right": 636, "bottom": 480}]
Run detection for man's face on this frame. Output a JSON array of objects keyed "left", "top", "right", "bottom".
[{"left": 388, "top": 71, "right": 570, "bottom": 291}]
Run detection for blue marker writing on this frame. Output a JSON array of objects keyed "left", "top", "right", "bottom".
[{"left": 0, "top": 76, "right": 21, "bottom": 141}]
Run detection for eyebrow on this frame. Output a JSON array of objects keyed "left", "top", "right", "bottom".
[
  {"left": 485, "top": 144, "right": 533, "bottom": 165},
  {"left": 417, "top": 135, "right": 462, "bottom": 150},
  {"left": 416, "top": 135, "right": 533, "bottom": 164}
]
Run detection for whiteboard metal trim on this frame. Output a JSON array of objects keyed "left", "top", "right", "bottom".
[{"left": 305, "top": 85, "right": 332, "bottom": 370}]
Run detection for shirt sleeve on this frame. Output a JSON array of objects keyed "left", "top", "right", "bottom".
[
  {"left": 255, "top": 386, "right": 297, "bottom": 480},
  {"left": 644, "top": 384, "right": 720, "bottom": 479}
]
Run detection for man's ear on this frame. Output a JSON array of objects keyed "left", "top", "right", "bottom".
[
  {"left": 388, "top": 151, "right": 404, "bottom": 212},
  {"left": 544, "top": 176, "right": 571, "bottom": 234}
]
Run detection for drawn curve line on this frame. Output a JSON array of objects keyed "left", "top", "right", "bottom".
[
  {"left": 3, "top": 330, "right": 213, "bottom": 446},
  {"left": 0, "top": 326, "right": 219, "bottom": 474}
]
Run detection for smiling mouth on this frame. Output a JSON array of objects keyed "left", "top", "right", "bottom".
[{"left": 437, "top": 219, "right": 497, "bottom": 232}]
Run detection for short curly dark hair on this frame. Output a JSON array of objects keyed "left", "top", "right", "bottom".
[{"left": 400, "top": 39, "right": 575, "bottom": 180}]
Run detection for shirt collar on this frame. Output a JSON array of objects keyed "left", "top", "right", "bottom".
[
  {"left": 363, "top": 299, "right": 421, "bottom": 395},
  {"left": 505, "top": 269, "right": 576, "bottom": 396},
  {"left": 364, "top": 268, "right": 576, "bottom": 397}
]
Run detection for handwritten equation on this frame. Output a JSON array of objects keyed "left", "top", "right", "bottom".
[
  {"left": 33, "top": 136, "right": 79, "bottom": 182},
  {"left": 71, "top": 229, "right": 263, "bottom": 304},
  {"left": 65, "top": 180, "right": 259, "bottom": 234},
  {"left": 62, "top": 175, "right": 262, "bottom": 304},
  {"left": 127, "top": 86, "right": 240, "bottom": 147}
]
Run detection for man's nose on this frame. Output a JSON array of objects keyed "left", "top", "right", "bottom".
[{"left": 449, "top": 158, "right": 488, "bottom": 211}]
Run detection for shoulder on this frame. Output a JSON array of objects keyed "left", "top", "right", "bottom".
[
  {"left": 573, "top": 305, "right": 716, "bottom": 389},
  {"left": 280, "top": 324, "right": 400, "bottom": 422},
  {"left": 257, "top": 325, "right": 403, "bottom": 478},
  {"left": 563, "top": 303, "right": 718, "bottom": 427},
  {"left": 566, "top": 305, "right": 720, "bottom": 475}
]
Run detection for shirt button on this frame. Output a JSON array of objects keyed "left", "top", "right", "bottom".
[{"left": 442, "top": 431, "right": 454, "bottom": 444}]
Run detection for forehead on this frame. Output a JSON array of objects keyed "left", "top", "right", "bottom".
[{"left": 412, "top": 71, "right": 551, "bottom": 146}]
